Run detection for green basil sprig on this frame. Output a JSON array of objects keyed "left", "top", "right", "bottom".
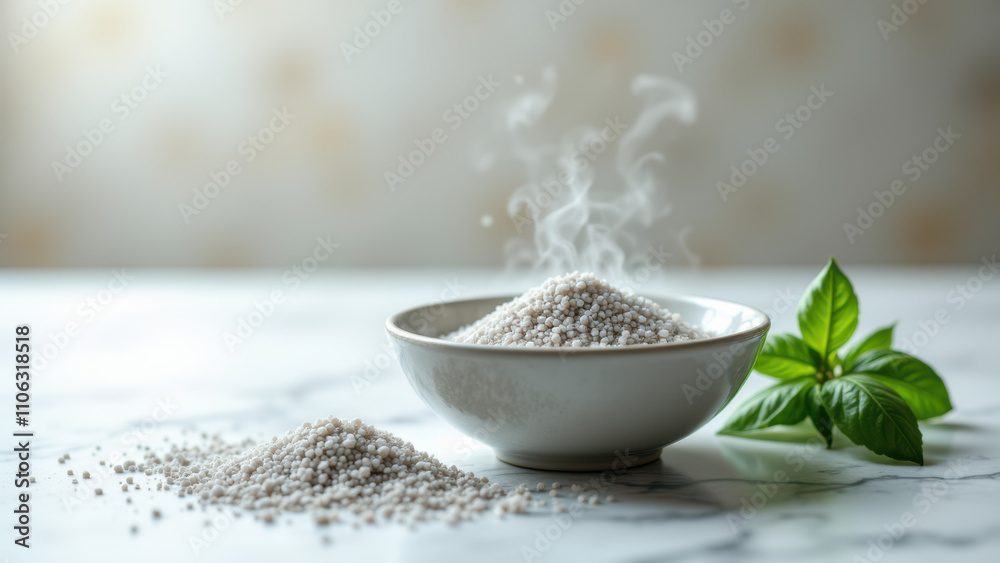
[{"left": 719, "top": 258, "right": 952, "bottom": 465}]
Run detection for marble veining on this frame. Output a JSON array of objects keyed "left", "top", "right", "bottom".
[{"left": 1, "top": 268, "right": 997, "bottom": 562}]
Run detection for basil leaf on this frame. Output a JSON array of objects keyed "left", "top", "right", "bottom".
[
  {"left": 754, "top": 333, "right": 822, "bottom": 379},
  {"left": 805, "top": 384, "right": 834, "bottom": 448},
  {"left": 719, "top": 378, "right": 813, "bottom": 434},
  {"left": 848, "top": 349, "right": 952, "bottom": 420},
  {"left": 842, "top": 324, "right": 895, "bottom": 372},
  {"left": 820, "top": 375, "right": 923, "bottom": 465},
  {"left": 798, "top": 258, "right": 859, "bottom": 360}
]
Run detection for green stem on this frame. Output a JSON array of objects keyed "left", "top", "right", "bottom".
[{"left": 815, "top": 362, "right": 835, "bottom": 383}]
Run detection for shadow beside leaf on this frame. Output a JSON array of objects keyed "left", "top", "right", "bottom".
[{"left": 718, "top": 420, "right": 846, "bottom": 446}]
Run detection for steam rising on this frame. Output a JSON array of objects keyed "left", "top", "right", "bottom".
[{"left": 503, "top": 68, "right": 697, "bottom": 284}]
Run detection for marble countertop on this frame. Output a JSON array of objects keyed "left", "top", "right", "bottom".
[{"left": 2, "top": 266, "right": 998, "bottom": 562}]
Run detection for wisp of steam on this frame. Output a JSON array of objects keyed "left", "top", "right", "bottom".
[{"left": 503, "top": 67, "right": 697, "bottom": 286}]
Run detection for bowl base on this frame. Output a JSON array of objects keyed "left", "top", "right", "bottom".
[{"left": 495, "top": 447, "right": 663, "bottom": 472}]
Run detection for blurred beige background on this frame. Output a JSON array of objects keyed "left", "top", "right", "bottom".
[{"left": 1, "top": 0, "right": 997, "bottom": 268}]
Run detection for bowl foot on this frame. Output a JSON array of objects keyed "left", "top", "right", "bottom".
[{"left": 494, "top": 447, "right": 663, "bottom": 472}]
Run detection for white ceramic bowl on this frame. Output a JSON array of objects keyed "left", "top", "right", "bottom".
[{"left": 386, "top": 295, "right": 769, "bottom": 471}]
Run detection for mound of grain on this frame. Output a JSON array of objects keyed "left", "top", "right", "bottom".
[
  {"left": 125, "top": 416, "right": 529, "bottom": 526},
  {"left": 447, "top": 271, "right": 708, "bottom": 347}
]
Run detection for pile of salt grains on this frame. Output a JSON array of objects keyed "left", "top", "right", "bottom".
[
  {"left": 448, "top": 271, "right": 708, "bottom": 347},
  {"left": 65, "top": 416, "right": 609, "bottom": 530}
]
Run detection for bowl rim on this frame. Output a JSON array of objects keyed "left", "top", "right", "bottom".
[{"left": 385, "top": 294, "right": 771, "bottom": 355}]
